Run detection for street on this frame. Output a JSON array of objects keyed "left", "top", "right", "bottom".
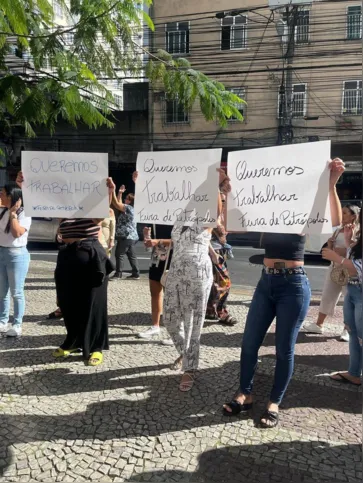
[
  {"left": 0, "top": 258, "right": 360, "bottom": 483},
  {"left": 28, "top": 243, "right": 330, "bottom": 294}
]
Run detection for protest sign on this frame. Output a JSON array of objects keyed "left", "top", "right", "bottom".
[
  {"left": 227, "top": 141, "right": 332, "bottom": 234},
  {"left": 21, "top": 151, "right": 109, "bottom": 218},
  {"left": 134, "top": 149, "right": 221, "bottom": 226}
]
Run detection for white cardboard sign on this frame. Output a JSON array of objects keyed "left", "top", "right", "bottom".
[
  {"left": 21, "top": 151, "right": 109, "bottom": 218},
  {"left": 227, "top": 141, "right": 332, "bottom": 234},
  {"left": 134, "top": 149, "right": 222, "bottom": 226}
]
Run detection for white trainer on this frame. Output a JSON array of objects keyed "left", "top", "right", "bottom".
[
  {"left": 160, "top": 338, "right": 174, "bottom": 346},
  {"left": 303, "top": 322, "right": 324, "bottom": 334},
  {"left": 0, "top": 324, "right": 9, "bottom": 334},
  {"left": 138, "top": 326, "right": 161, "bottom": 339},
  {"left": 6, "top": 326, "right": 22, "bottom": 337},
  {"left": 340, "top": 329, "right": 350, "bottom": 342}
]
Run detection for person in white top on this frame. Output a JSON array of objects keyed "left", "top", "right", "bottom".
[
  {"left": 0, "top": 184, "right": 31, "bottom": 337},
  {"left": 303, "top": 204, "right": 360, "bottom": 340}
]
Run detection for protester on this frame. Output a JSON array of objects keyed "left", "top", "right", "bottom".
[
  {"left": 16, "top": 172, "right": 114, "bottom": 366},
  {"left": 163, "top": 170, "right": 231, "bottom": 392},
  {"left": 0, "top": 184, "right": 31, "bottom": 337},
  {"left": 206, "top": 203, "right": 237, "bottom": 326},
  {"left": 138, "top": 225, "right": 173, "bottom": 339},
  {"left": 223, "top": 158, "right": 345, "bottom": 428},
  {"left": 110, "top": 184, "right": 140, "bottom": 280},
  {"left": 100, "top": 208, "right": 116, "bottom": 258},
  {"left": 304, "top": 204, "right": 360, "bottom": 340},
  {"left": 322, "top": 209, "right": 362, "bottom": 386}
]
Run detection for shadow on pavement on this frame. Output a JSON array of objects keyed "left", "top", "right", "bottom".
[{"left": 127, "top": 442, "right": 362, "bottom": 483}]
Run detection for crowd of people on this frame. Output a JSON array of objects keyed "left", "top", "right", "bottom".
[{"left": 0, "top": 157, "right": 360, "bottom": 427}]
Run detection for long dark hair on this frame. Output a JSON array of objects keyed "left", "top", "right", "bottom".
[
  {"left": 350, "top": 209, "right": 362, "bottom": 260},
  {"left": 0, "top": 184, "right": 24, "bottom": 233}
]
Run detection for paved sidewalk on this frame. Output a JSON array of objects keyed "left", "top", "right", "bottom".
[{"left": 0, "top": 261, "right": 361, "bottom": 483}]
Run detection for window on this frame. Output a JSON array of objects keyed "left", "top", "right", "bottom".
[
  {"left": 164, "top": 97, "right": 189, "bottom": 124},
  {"left": 292, "top": 84, "right": 306, "bottom": 117},
  {"left": 347, "top": 6, "right": 362, "bottom": 40},
  {"left": 165, "top": 22, "right": 189, "bottom": 55},
  {"left": 295, "top": 9, "right": 310, "bottom": 43},
  {"left": 63, "top": 32, "right": 75, "bottom": 45},
  {"left": 342, "top": 81, "right": 362, "bottom": 115},
  {"left": 114, "top": 95, "right": 123, "bottom": 109},
  {"left": 227, "top": 87, "right": 246, "bottom": 121},
  {"left": 221, "top": 15, "right": 247, "bottom": 50},
  {"left": 53, "top": 1, "right": 63, "bottom": 17},
  {"left": 278, "top": 84, "right": 307, "bottom": 118}
]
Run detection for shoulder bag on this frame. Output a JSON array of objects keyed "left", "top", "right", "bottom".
[
  {"left": 329, "top": 228, "right": 349, "bottom": 286},
  {"left": 160, "top": 245, "right": 171, "bottom": 288}
]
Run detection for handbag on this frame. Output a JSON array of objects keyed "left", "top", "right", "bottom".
[
  {"left": 160, "top": 245, "right": 171, "bottom": 288},
  {"left": 330, "top": 264, "right": 350, "bottom": 286}
]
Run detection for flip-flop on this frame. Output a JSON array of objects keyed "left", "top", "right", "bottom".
[
  {"left": 329, "top": 373, "right": 361, "bottom": 386},
  {"left": 88, "top": 352, "right": 103, "bottom": 366},
  {"left": 52, "top": 347, "right": 79, "bottom": 358}
]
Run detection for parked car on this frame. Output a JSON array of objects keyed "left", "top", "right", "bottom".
[{"left": 28, "top": 218, "right": 59, "bottom": 244}]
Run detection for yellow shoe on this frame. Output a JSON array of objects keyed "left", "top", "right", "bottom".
[
  {"left": 88, "top": 352, "right": 103, "bottom": 366},
  {"left": 52, "top": 347, "right": 79, "bottom": 358}
]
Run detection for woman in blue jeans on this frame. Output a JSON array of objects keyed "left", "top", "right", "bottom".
[
  {"left": 223, "top": 159, "right": 345, "bottom": 428},
  {"left": 0, "top": 184, "right": 31, "bottom": 337},
  {"left": 322, "top": 210, "right": 362, "bottom": 386}
]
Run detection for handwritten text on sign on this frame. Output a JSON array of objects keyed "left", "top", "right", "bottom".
[
  {"left": 227, "top": 141, "right": 332, "bottom": 234},
  {"left": 134, "top": 149, "right": 221, "bottom": 226},
  {"left": 21, "top": 151, "right": 109, "bottom": 218}
]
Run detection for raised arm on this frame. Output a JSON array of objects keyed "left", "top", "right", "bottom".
[{"left": 329, "top": 158, "right": 345, "bottom": 227}]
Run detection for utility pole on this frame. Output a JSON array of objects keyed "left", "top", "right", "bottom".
[{"left": 277, "top": 6, "right": 299, "bottom": 145}]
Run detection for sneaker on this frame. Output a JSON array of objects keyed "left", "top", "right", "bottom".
[
  {"left": 6, "top": 326, "right": 22, "bottom": 337},
  {"left": 126, "top": 275, "right": 140, "bottom": 280},
  {"left": 110, "top": 273, "right": 122, "bottom": 281},
  {"left": 160, "top": 338, "right": 174, "bottom": 346},
  {"left": 0, "top": 324, "right": 8, "bottom": 334},
  {"left": 340, "top": 329, "right": 350, "bottom": 342},
  {"left": 303, "top": 322, "right": 324, "bottom": 334},
  {"left": 138, "top": 326, "right": 161, "bottom": 339}
]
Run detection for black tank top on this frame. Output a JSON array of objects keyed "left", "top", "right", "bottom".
[{"left": 263, "top": 233, "right": 306, "bottom": 261}]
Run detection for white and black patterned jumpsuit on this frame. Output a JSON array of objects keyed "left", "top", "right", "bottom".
[{"left": 163, "top": 223, "right": 213, "bottom": 372}]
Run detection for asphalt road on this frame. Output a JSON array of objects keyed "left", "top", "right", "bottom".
[{"left": 28, "top": 242, "right": 329, "bottom": 294}]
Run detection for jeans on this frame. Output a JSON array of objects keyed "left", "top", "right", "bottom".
[
  {"left": 115, "top": 238, "right": 139, "bottom": 277},
  {"left": 0, "top": 247, "right": 30, "bottom": 327},
  {"left": 240, "top": 270, "right": 311, "bottom": 404},
  {"left": 344, "top": 284, "right": 363, "bottom": 377}
]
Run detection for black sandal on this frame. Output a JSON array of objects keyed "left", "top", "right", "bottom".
[
  {"left": 223, "top": 399, "right": 253, "bottom": 416},
  {"left": 260, "top": 410, "right": 279, "bottom": 429}
]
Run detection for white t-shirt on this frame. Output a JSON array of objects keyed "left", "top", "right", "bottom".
[{"left": 0, "top": 209, "right": 32, "bottom": 247}]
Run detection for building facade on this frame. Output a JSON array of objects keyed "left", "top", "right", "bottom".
[{"left": 150, "top": 0, "right": 362, "bottom": 201}]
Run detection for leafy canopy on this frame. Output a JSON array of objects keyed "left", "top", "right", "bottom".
[{"left": 0, "top": 0, "right": 245, "bottom": 137}]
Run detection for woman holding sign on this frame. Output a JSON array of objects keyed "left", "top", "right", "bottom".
[
  {"left": 223, "top": 159, "right": 345, "bottom": 428},
  {"left": 16, "top": 172, "right": 114, "bottom": 366},
  {"left": 322, "top": 210, "right": 362, "bottom": 386},
  {"left": 162, "top": 170, "right": 231, "bottom": 392}
]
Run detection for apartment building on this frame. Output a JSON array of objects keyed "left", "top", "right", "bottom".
[{"left": 150, "top": 0, "right": 362, "bottom": 194}]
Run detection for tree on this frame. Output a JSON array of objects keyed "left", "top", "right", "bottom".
[{"left": 0, "top": 0, "right": 245, "bottom": 140}]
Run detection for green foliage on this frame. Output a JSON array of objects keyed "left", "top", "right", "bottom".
[
  {"left": 147, "top": 51, "right": 245, "bottom": 127},
  {"left": 0, "top": 0, "right": 245, "bottom": 137}
]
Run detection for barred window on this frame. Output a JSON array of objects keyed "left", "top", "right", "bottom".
[
  {"left": 164, "top": 97, "right": 189, "bottom": 124},
  {"left": 347, "top": 6, "right": 362, "bottom": 40},
  {"left": 165, "top": 22, "right": 190, "bottom": 55},
  {"left": 221, "top": 15, "right": 247, "bottom": 50},
  {"left": 342, "top": 81, "right": 362, "bottom": 115}
]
